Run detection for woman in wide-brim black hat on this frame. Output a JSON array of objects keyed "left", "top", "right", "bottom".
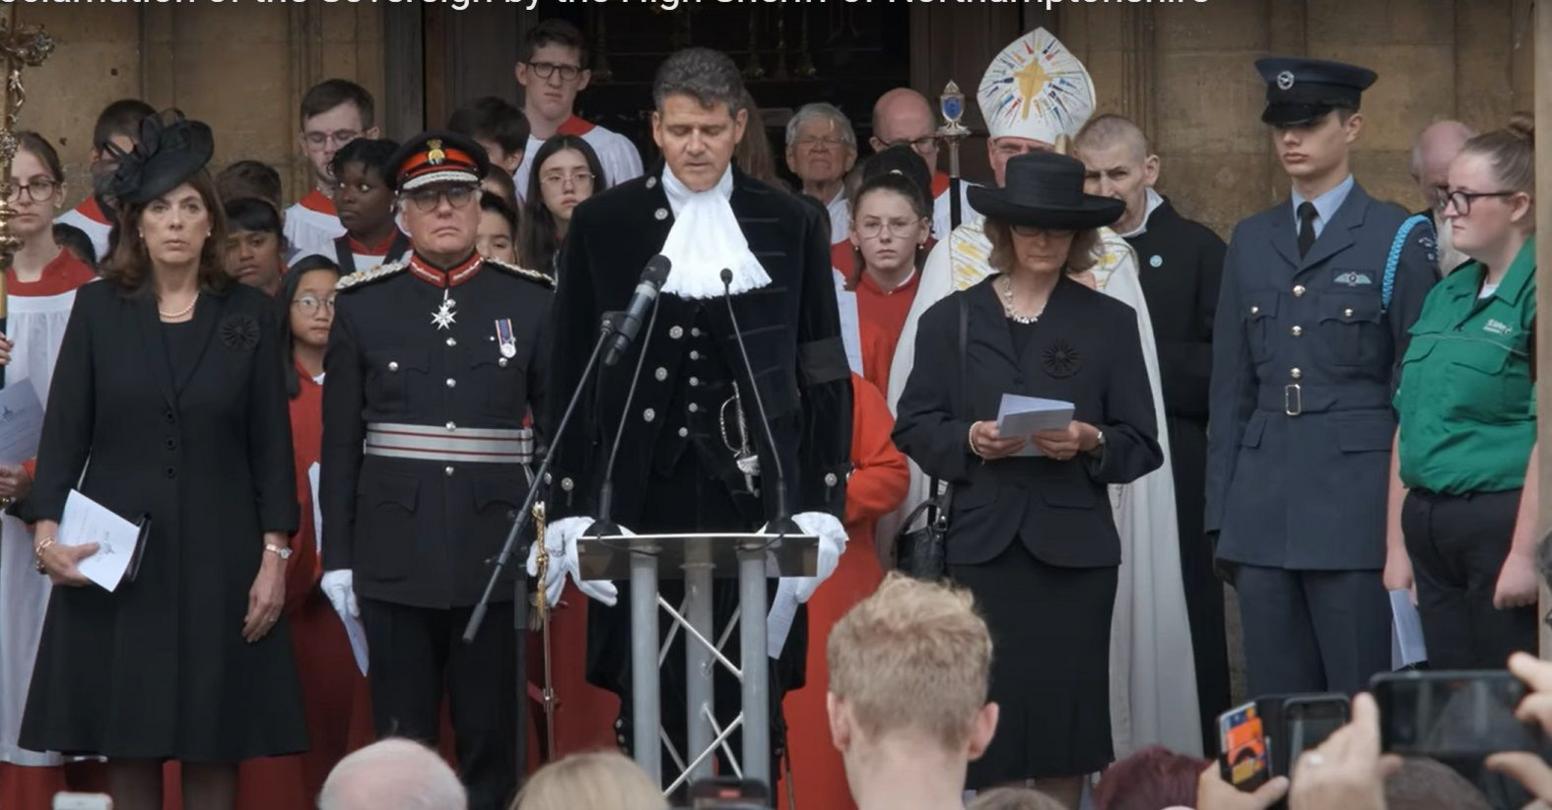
[
  {"left": 893, "top": 150, "right": 1164, "bottom": 802},
  {"left": 20, "top": 110, "right": 306, "bottom": 810}
]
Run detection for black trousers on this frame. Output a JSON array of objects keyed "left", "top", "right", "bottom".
[
  {"left": 360, "top": 598, "right": 517, "bottom": 810},
  {"left": 1234, "top": 565, "right": 1390, "bottom": 696},
  {"left": 1168, "top": 414, "right": 1230, "bottom": 751},
  {"left": 1403, "top": 488, "right": 1537, "bottom": 670}
]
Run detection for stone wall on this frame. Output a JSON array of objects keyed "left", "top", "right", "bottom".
[
  {"left": 15, "top": 5, "right": 385, "bottom": 208},
  {"left": 1057, "top": 0, "right": 1536, "bottom": 236}
]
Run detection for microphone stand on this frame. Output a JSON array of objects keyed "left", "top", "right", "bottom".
[
  {"left": 462, "top": 310, "right": 619, "bottom": 787},
  {"left": 594, "top": 297, "right": 663, "bottom": 533},
  {"left": 720, "top": 268, "right": 792, "bottom": 789}
]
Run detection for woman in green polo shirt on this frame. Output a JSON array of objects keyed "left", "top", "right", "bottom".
[{"left": 1386, "top": 115, "right": 1537, "bottom": 669}]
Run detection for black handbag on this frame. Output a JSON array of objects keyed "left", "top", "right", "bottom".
[{"left": 894, "top": 295, "right": 969, "bottom": 580}]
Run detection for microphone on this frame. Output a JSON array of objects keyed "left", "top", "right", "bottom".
[
  {"left": 720, "top": 268, "right": 795, "bottom": 531},
  {"left": 604, "top": 255, "right": 671, "bottom": 367}
]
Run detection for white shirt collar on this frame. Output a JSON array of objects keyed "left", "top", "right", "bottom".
[
  {"left": 1117, "top": 187, "right": 1165, "bottom": 238},
  {"left": 657, "top": 165, "right": 771, "bottom": 300}
]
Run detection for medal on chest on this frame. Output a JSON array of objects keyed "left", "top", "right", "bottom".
[
  {"left": 432, "top": 289, "right": 457, "bottom": 331},
  {"left": 494, "top": 318, "right": 517, "bottom": 364}
]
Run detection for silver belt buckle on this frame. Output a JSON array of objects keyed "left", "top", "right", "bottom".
[{"left": 1284, "top": 383, "right": 1303, "bottom": 416}]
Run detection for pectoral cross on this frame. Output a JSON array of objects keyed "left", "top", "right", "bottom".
[{"left": 431, "top": 290, "right": 457, "bottom": 331}]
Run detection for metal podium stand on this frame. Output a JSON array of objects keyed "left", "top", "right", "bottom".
[{"left": 578, "top": 531, "right": 817, "bottom": 793}]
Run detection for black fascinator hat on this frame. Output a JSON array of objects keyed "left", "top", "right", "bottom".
[{"left": 102, "top": 109, "right": 214, "bottom": 205}]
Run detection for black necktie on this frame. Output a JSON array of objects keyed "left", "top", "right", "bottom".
[{"left": 1297, "top": 201, "right": 1318, "bottom": 258}]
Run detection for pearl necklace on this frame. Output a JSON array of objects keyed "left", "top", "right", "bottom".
[
  {"left": 996, "top": 275, "right": 1042, "bottom": 324},
  {"left": 158, "top": 294, "right": 197, "bottom": 321}
]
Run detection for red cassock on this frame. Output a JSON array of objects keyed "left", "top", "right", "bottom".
[
  {"left": 233, "top": 368, "right": 374, "bottom": 810},
  {"left": 778, "top": 374, "right": 908, "bottom": 810},
  {"left": 830, "top": 242, "right": 925, "bottom": 396}
]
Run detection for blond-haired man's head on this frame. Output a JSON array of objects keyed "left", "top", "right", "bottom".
[{"left": 826, "top": 573, "right": 998, "bottom": 778}]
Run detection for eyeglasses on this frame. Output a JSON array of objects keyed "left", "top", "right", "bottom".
[
  {"left": 524, "top": 61, "right": 582, "bottom": 82},
  {"left": 795, "top": 135, "right": 850, "bottom": 150},
  {"left": 405, "top": 184, "right": 479, "bottom": 212},
  {"left": 292, "top": 294, "right": 336, "bottom": 317},
  {"left": 540, "top": 170, "right": 595, "bottom": 189},
  {"left": 856, "top": 219, "right": 924, "bottom": 239},
  {"left": 883, "top": 135, "right": 939, "bottom": 154},
  {"left": 303, "top": 129, "right": 360, "bottom": 150},
  {"left": 1440, "top": 189, "right": 1520, "bottom": 216},
  {"left": 7, "top": 178, "right": 58, "bottom": 202}
]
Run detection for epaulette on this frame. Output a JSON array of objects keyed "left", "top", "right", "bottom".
[
  {"left": 336, "top": 259, "right": 408, "bottom": 292},
  {"left": 485, "top": 258, "right": 556, "bottom": 290}
]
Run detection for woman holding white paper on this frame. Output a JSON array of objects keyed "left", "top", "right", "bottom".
[
  {"left": 18, "top": 111, "right": 303, "bottom": 810},
  {"left": 891, "top": 151, "right": 1162, "bottom": 809}
]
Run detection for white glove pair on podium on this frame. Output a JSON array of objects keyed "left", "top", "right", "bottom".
[{"left": 526, "top": 512, "right": 848, "bottom": 607}]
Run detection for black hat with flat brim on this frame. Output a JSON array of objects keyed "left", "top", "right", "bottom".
[
  {"left": 967, "top": 151, "right": 1124, "bottom": 231},
  {"left": 103, "top": 110, "right": 214, "bottom": 205},
  {"left": 1256, "top": 57, "right": 1378, "bottom": 127}
]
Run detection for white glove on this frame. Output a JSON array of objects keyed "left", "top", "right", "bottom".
[
  {"left": 321, "top": 569, "right": 359, "bottom": 618},
  {"left": 528, "top": 516, "right": 621, "bottom": 607},
  {"left": 775, "top": 512, "right": 847, "bottom": 603}
]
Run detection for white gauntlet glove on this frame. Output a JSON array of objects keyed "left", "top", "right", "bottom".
[
  {"left": 528, "top": 516, "right": 622, "bottom": 607},
  {"left": 773, "top": 512, "right": 847, "bottom": 603},
  {"left": 320, "top": 569, "right": 359, "bottom": 618}
]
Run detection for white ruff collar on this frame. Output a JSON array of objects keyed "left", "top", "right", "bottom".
[{"left": 657, "top": 166, "right": 771, "bottom": 300}]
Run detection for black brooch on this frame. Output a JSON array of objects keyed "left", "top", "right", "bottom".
[
  {"left": 1042, "top": 340, "right": 1082, "bottom": 378},
  {"left": 220, "top": 314, "right": 260, "bottom": 351}
]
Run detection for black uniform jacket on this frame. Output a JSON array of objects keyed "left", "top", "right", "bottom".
[
  {"left": 893, "top": 276, "right": 1163, "bottom": 568},
  {"left": 320, "top": 254, "right": 554, "bottom": 608},
  {"left": 546, "top": 167, "right": 852, "bottom": 525}
]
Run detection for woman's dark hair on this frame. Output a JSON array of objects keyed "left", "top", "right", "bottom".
[
  {"left": 102, "top": 168, "right": 232, "bottom": 295},
  {"left": 216, "top": 160, "right": 282, "bottom": 210},
  {"left": 329, "top": 138, "right": 400, "bottom": 185},
  {"left": 518, "top": 135, "right": 606, "bottom": 273},
  {"left": 844, "top": 172, "right": 931, "bottom": 291},
  {"left": 480, "top": 193, "right": 519, "bottom": 241},
  {"left": 53, "top": 223, "right": 97, "bottom": 270},
  {"left": 224, "top": 196, "right": 283, "bottom": 236},
  {"left": 279, "top": 254, "right": 341, "bottom": 398},
  {"left": 984, "top": 218, "right": 1101, "bottom": 277},
  {"left": 15, "top": 131, "right": 64, "bottom": 183}
]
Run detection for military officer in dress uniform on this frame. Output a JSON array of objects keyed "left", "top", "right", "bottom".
[
  {"left": 533, "top": 47, "right": 852, "bottom": 787},
  {"left": 318, "top": 131, "right": 555, "bottom": 810},
  {"left": 1206, "top": 59, "right": 1438, "bottom": 696}
]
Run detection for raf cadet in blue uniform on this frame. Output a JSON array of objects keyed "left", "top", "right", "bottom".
[
  {"left": 1206, "top": 59, "right": 1438, "bottom": 696},
  {"left": 318, "top": 131, "right": 555, "bottom": 810}
]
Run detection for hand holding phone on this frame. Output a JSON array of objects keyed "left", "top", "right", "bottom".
[
  {"left": 1372, "top": 669, "right": 1545, "bottom": 758},
  {"left": 1287, "top": 694, "right": 1397, "bottom": 810},
  {"left": 1218, "top": 702, "right": 1271, "bottom": 791}
]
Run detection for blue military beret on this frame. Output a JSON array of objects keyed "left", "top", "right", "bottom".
[{"left": 1254, "top": 57, "right": 1378, "bottom": 127}]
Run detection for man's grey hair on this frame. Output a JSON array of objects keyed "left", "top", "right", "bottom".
[
  {"left": 785, "top": 102, "right": 857, "bottom": 151},
  {"left": 653, "top": 48, "right": 746, "bottom": 116},
  {"left": 318, "top": 738, "right": 468, "bottom": 810}
]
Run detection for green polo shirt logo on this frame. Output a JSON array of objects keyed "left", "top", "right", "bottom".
[{"left": 1396, "top": 236, "right": 1537, "bottom": 495}]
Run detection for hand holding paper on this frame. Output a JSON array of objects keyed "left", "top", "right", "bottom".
[
  {"left": 995, "top": 394, "right": 1076, "bottom": 458},
  {"left": 57, "top": 490, "right": 145, "bottom": 592}
]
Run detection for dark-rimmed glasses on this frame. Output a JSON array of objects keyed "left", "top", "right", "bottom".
[
  {"left": 883, "top": 135, "right": 940, "bottom": 155},
  {"left": 7, "top": 178, "right": 58, "bottom": 202},
  {"left": 303, "top": 129, "right": 360, "bottom": 150},
  {"left": 1440, "top": 189, "right": 1520, "bottom": 216},
  {"left": 405, "top": 184, "right": 479, "bottom": 212},
  {"left": 524, "top": 61, "right": 582, "bottom": 82}
]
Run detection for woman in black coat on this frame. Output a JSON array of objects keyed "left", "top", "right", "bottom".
[
  {"left": 21, "top": 112, "right": 304, "bottom": 810},
  {"left": 893, "top": 152, "right": 1162, "bottom": 807}
]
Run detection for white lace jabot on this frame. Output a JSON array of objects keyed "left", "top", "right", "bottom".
[{"left": 657, "top": 166, "right": 771, "bottom": 300}]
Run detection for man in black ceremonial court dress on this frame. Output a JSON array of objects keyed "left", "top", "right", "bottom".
[
  {"left": 319, "top": 131, "right": 555, "bottom": 810},
  {"left": 535, "top": 47, "right": 852, "bottom": 781}
]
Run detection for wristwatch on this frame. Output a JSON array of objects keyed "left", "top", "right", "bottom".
[
  {"left": 1088, "top": 428, "right": 1107, "bottom": 456},
  {"left": 264, "top": 543, "right": 293, "bottom": 561}
]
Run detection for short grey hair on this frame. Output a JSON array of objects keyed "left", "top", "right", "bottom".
[
  {"left": 653, "top": 48, "right": 746, "bottom": 116},
  {"left": 318, "top": 738, "right": 468, "bottom": 810},
  {"left": 785, "top": 102, "right": 856, "bottom": 151}
]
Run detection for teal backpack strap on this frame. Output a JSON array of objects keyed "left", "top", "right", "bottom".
[{"left": 1382, "top": 214, "right": 1431, "bottom": 313}]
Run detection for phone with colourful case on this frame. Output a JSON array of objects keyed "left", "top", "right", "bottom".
[{"left": 1218, "top": 701, "right": 1271, "bottom": 791}]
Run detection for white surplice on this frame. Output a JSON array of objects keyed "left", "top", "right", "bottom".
[
  {"left": 0, "top": 286, "right": 85, "bottom": 765},
  {"left": 885, "top": 216, "right": 1203, "bottom": 758}
]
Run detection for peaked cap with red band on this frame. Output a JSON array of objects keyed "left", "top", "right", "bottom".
[{"left": 388, "top": 130, "right": 491, "bottom": 192}]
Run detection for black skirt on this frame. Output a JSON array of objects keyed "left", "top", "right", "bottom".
[{"left": 952, "top": 541, "right": 1117, "bottom": 785}]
